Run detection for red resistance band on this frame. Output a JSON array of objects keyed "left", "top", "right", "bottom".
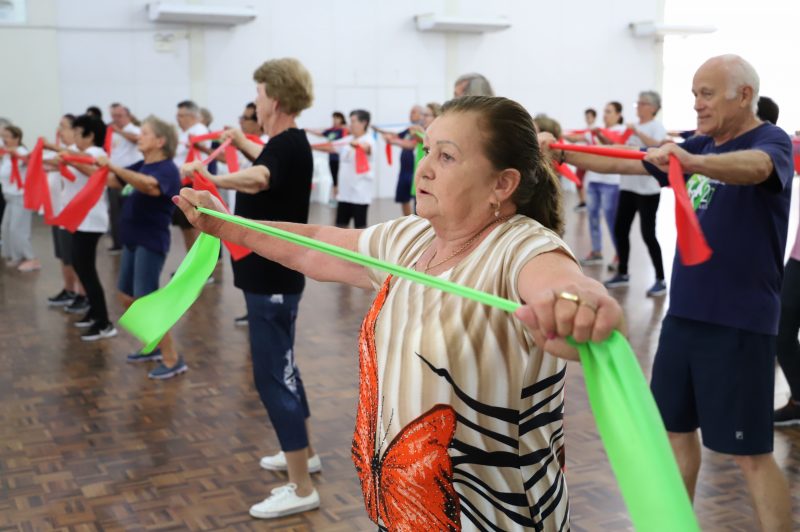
[
  {"left": 565, "top": 128, "right": 635, "bottom": 145},
  {"left": 23, "top": 138, "right": 53, "bottom": 219},
  {"left": 311, "top": 140, "right": 370, "bottom": 175},
  {"left": 550, "top": 142, "right": 712, "bottom": 266},
  {"left": 189, "top": 138, "right": 252, "bottom": 261}
]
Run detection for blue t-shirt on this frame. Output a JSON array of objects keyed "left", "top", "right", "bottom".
[
  {"left": 120, "top": 159, "right": 182, "bottom": 255},
  {"left": 398, "top": 129, "right": 415, "bottom": 178},
  {"left": 643, "top": 122, "right": 794, "bottom": 335}
]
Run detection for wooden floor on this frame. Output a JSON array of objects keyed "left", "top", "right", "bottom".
[{"left": 1, "top": 192, "right": 799, "bottom": 531}]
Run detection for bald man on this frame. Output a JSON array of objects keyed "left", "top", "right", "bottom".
[{"left": 541, "top": 54, "right": 793, "bottom": 531}]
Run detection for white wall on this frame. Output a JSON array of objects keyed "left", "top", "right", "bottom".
[{"left": 1, "top": 0, "right": 661, "bottom": 197}]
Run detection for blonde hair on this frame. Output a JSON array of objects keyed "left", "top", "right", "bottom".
[
  {"left": 143, "top": 115, "right": 178, "bottom": 160},
  {"left": 253, "top": 58, "right": 314, "bottom": 115}
]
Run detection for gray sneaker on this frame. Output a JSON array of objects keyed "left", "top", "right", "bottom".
[{"left": 148, "top": 357, "right": 188, "bottom": 380}]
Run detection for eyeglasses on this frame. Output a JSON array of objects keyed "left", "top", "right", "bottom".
[
  {"left": 239, "top": 115, "right": 257, "bottom": 122},
  {"left": 636, "top": 101, "right": 653, "bottom": 107}
]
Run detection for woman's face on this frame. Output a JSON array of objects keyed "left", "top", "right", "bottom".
[
  {"left": 349, "top": 115, "right": 367, "bottom": 137},
  {"left": 59, "top": 117, "right": 75, "bottom": 145},
  {"left": 415, "top": 112, "right": 499, "bottom": 224},
  {"left": 74, "top": 127, "right": 93, "bottom": 151},
  {"left": 603, "top": 104, "right": 621, "bottom": 127},
  {"left": 1, "top": 130, "right": 19, "bottom": 148},
  {"left": 137, "top": 123, "right": 162, "bottom": 155},
  {"left": 636, "top": 98, "right": 656, "bottom": 122},
  {"left": 421, "top": 107, "right": 436, "bottom": 128}
]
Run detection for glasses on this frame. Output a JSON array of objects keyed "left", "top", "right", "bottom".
[
  {"left": 239, "top": 115, "right": 257, "bottom": 122},
  {"left": 636, "top": 101, "right": 653, "bottom": 107}
]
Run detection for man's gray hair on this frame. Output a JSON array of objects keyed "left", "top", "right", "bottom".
[
  {"left": 639, "top": 90, "right": 662, "bottom": 112},
  {"left": 0, "top": 117, "right": 11, "bottom": 129},
  {"left": 719, "top": 54, "right": 760, "bottom": 113},
  {"left": 455, "top": 73, "right": 494, "bottom": 97},
  {"left": 177, "top": 100, "right": 202, "bottom": 117}
]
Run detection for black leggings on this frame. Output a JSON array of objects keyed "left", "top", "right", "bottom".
[
  {"left": 329, "top": 159, "right": 340, "bottom": 188},
  {"left": 778, "top": 259, "right": 800, "bottom": 399},
  {"left": 71, "top": 231, "right": 110, "bottom": 327},
  {"left": 335, "top": 202, "right": 368, "bottom": 229},
  {"left": 613, "top": 190, "right": 664, "bottom": 279}
]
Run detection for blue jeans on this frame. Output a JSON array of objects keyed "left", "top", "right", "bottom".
[
  {"left": 118, "top": 245, "right": 167, "bottom": 298},
  {"left": 587, "top": 181, "right": 619, "bottom": 254},
  {"left": 244, "top": 291, "right": 310, "bottom": 451}
]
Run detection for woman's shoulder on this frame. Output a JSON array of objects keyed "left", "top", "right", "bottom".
[{"left": 491, "top": 215, "right": 574, "bottom": 261}]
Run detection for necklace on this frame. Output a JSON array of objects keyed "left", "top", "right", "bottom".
[{"left": 421, "top": 215, "right": 511, "bottom": 274}]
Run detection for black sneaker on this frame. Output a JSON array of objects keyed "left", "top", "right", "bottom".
[
  {"left": 81, "top": 322, "right": 117, "bottom": 342},
  {"left": 234, "top": 314, "right": 249, "bottom": 327},
  {"left": 64, "top": 295, "right": 90, "bottom": 314},
  {"left": 48, "top": 289, "right": 76, "bottom": 307},
  {"left": 774, "top": 399, "right": 800, "bottom": 427},
  {"left": 74, "top": 312, "right": 95, "bottom": 328}
]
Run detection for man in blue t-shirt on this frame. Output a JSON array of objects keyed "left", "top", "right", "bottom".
[{"left": 540, "top": 54, "right": 793, "bottom": 530}]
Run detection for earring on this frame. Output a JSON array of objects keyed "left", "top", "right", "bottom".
[{"left": 491, "top": 202, "right": 500, "bottom": 218}]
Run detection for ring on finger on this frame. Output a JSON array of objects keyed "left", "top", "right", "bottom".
[{"left": 557, "top": 291, "right": 580, "bottom": 304}]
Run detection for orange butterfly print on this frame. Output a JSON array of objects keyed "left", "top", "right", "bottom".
[{"left": 351, "top": 276, "right": 461, "bottom": 531}]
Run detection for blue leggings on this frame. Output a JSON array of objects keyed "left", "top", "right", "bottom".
[{"left": 244, "top": 291, "right": 310, "bottom": 451}]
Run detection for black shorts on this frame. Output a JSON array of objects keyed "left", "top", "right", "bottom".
[
  {"left": 52, "top": 227, "right": 73, "bottom": 266},
  {"left": 651, "top": 315, "right": 775, "bottom": 455},
  {"left": 335, "top": 202, "right": 368, "bottom": 229}
]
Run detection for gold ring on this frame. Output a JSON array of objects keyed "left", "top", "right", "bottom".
[
  {"left": 580, "top": 300, "right": 598, "bottom": 312},
  {"left": 557, "top": 291, "right": 580, "bottom": 304}
]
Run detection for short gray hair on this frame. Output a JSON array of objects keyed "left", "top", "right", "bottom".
[
  {"left": 177, "top": 100, "right": 201, "bottom": 117},
  {"left": 143, "top": 115, "right": 178, "bottom": 160},
  {"left": 0, "top": 117, "right": 11, "bottom": 129},
  {"left": 455, "top": 73, "right": 494, "bottom": 97},
  {"left": 638, "top": 90, "right": 661, "bottom": 112},
  {"left": 718, "top": 54, "right": 760, "bottom": 113}
]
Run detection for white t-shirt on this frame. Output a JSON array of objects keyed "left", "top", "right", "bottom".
[
  {"left": 173, "top": 122, "right": 210, "bottom": 169},
  {"left": 61, "top": 145, "right": 108, "bottom": 233},
  {"left": 110, "top": 122, "right": 142, "bottom": 168},
  {"left": 0, "top": 146, "right": 29, "bottom": 197},
  {"left": 335, "top": 133, "right": 376, "bottom": 205},
  {"left": 585, "top": 124, "right": 627, "bottom": 186},
  {"left": 43, "top": 149, "right": 63, "bottom": 212},
  {"left": 620, "top": 120, "right": 668, "bottom": 195},
  {"left": 237, "top": 134, "right": 269, "bottom": 171}
]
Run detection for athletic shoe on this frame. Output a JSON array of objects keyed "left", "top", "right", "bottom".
[
  {"left": 234, "top": 314, "right": 249, "bottom": 327},
  {"left": 48, "top": 289, "right": 76, "bottom": 307},
  {"left": 148, "top": 357, "right": 188, "bottom": 380},
  {"left": 573, "top": 202, "right": 587, "bottom": 212},
  {"left": 81, "top": 322, "right": 117, "bottom": 341},
  {"left": 604, "top": 274, "right": 630, "bottom": 288},
  {"left": 579, "top": 252, "right": 603, "bottom": 266},
  {"left": 74, "top": 313, "right": 95, "bottom": 328},
  {"left": 260, "top": 451, "right": 322, "bottom": 474},
  {"left": 607, "top": 256, "right": 619, "bottom": 273},
  {"left": 774, "top": 400, "right": 800, "bottom": 427},
  {"left": 64, "top": 295, "right": 90, "bottom": 314},
  {"left": 646, "top": 279, "right": 668, "bottom": 297},
  {"left": 249, "top": 483, "right": 320, "bottom": 519},
  {"left": 126, "top": 349, "right": 163, "bottom": 363}
]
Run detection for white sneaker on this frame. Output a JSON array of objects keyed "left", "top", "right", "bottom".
[
  {"left": 260, "top": 451, "right": 322, "bottom": 474},
  {"left": 249, "top": 483, "right": 320, "bottom": 519}
]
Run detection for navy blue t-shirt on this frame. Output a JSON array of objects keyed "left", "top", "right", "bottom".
[
  {"left": 120, "top": 159, "right": 182, "bottom": 255},
  {"left": 643, "top": 122, "right": 794, "bottom": 335},
  {"left": 398, "top": 129, "right": 415, "bottom": 178},
  {"left": 323, "top": 127, "right": 346, "bottom": 162}
]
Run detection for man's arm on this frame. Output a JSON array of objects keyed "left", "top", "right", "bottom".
[{"left": 643, "top": 143, "right": 774, "bottom": 186}]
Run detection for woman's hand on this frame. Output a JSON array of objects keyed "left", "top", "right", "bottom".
[
  {"left": 515, "top": 284, "right": 624, "bottom": 361},
  {"left": 95, "top": 155, "right": 109, "bottom": 168},
  {"left": 180, "top": 160, "right": 210, "bottom": 180},
  {"left": 172, "top": 188, "right": 227, "bottom": 237},
  {"left": 220, "top": 128, "right": 245, "bottom": 148}
]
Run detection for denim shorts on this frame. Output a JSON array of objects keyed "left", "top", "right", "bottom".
[{"left": 118, "top": 245, "right": 167, "bottom": 298}]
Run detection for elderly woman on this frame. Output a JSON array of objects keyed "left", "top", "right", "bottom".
[
  {"left": 176, "top": 96, "right": 623, "bottom": 530},
  {"left": 97, "top": 116, "right": 183, "bottom": 379},
  {"left": 183, "top": 58, "right": 320, "bottom": 520},
  {"left": 604, "top": 91, "right": 668, "bottom": 296},
  {"left": 0, "top": 125, "right": 39, "bottom": 272}
]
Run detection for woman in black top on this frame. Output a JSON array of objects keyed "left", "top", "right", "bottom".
[{"left": 182, "top": 58, "right": 319, "bottom": 520}]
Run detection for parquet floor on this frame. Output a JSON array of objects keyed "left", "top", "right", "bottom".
[{"left": 1, "top": 193, "right": 798, "bottom": 531}]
